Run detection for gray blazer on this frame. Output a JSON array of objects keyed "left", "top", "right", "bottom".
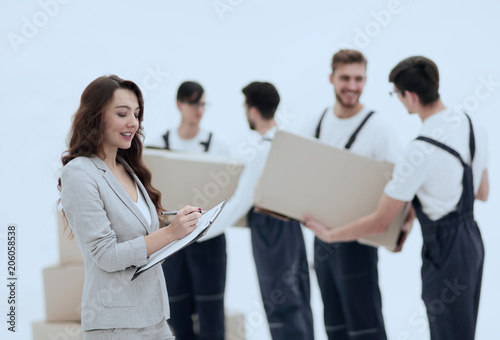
[{"left": 60, "top": 155, "right": 169, "bottom": 331}]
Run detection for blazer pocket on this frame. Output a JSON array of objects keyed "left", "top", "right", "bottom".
[{"left": 98, "top": 270, "right": 142, "bottom": 308}]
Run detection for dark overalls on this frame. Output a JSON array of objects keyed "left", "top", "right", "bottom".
[
  {"left": 248, "top": 208, "right": 315, "bottom": 340},
  {"left": 314, "top": 109, "right": 387, "bottom": 340},
  {"left": 161, "top": 130, "right": 227, "bottom": 340},
  {"left": 412, "top": 115, "right": 484, "bottom": 340}
]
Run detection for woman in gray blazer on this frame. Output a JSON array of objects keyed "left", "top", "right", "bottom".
[{"left": 59, "top": 75, "right": 201, "bottom": 340}]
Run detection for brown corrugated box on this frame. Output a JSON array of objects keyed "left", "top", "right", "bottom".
[
  {"left": 143, "top": 148, "right": 244, "bottom": 211},
  {"left": 57, "top": 210, "right": 84, "bottom": 264},
  {"left": 43, "top": 264, "right": 84, "bottom": 322},
  {"left": 254, "top": 130, "right": 409, "bottom": 250},
  {"left": 32, "top": 320, "right": 82, "bottom": 340}
]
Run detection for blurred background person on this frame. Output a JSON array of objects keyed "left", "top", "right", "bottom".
[{"left": 148, "top": 81, "right": 230, "bottom": 340}]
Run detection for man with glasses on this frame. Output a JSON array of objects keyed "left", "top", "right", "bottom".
[
  {"left": 154, "top": 81, "right": 230, "bottom": 154},
  {"left": 305, "top": 56, "right": 489, "bottom": 340},
  {"left": 294, "top": 49, "right": 401, "bottom": 340},
  {"left": 148, "top": 81, "right": 230, "bottom": 340}
]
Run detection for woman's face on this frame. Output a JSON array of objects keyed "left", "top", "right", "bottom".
[
  {"left": 177, "top": 93, "right": 206, "bottom": 125},
  {"left": 101, "top": 88, "right": 140, "bottom": 155}
]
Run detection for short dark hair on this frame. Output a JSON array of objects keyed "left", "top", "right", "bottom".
[
  {"left": 389, "top": 56, "right": 440, "bottom": 105},
  {"left": 242, "top": 82, "right": 280, "bottom": 120},
  {"left": 331, "top": 49, "right": 367, "bottom": 74},
  {"left": 177, "top": 81, "right": 204, "bottom": 103}
]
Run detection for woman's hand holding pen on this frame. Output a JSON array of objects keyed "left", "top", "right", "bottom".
[
  {"left": 167, "top": 205, "right": 202, "bottom": 240},
  {"left": 145, "top": 205, "right": 201, "bottom": 256}
]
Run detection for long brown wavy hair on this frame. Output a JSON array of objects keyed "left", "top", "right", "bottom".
[{"left": 57, "top": 75, "right": 164, "bottom": 223}]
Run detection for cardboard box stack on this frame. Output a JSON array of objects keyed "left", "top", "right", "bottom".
[{"left": 32, "top": 210, "right": 84, "bottom": 339}]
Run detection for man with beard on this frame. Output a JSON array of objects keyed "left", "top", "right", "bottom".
[
  {"left": 212, "top": 82, "right": 314, "bottom": 339},
  {"left": 306, "top": 56, "right": 489, "bottom": 340},
  {"left": 303, "top": 49, "right": 401, "bottom": 340}
]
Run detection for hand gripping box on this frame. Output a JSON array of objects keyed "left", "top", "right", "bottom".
[
  {"left": 142, "top": 148, "right": 244, "bottom": 211},
  {"left": 253, "top": 130, "right": 409, "bottom": 250},
  {"left": 43, "top": 264, "right": 84, "bottom": 322}
]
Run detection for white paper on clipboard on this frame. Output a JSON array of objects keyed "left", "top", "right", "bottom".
[{"left": 132, "top": 199, "right": 228, "bottom": 280}]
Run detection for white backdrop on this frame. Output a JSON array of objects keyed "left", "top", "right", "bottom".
[{"left": 1, "top": 1, "right": 499, "bottom": 339}]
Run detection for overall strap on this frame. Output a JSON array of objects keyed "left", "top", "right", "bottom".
[
  {"left": 162, "top": 130, "right": 170, "bottom": 150},
  {"left": 465, "top": 113, "right": 475, "bottom": 162},
  {"left": 344, "top": 111, "right": 375, "bottom": 149},
  {"left": 416, "top": 113, "right": 476, "bottom": 167},
  {"left": 200, "top": 132, "right": 212, "bottom": 152},
  {"left": 314, "top": 108, "right": 328, "bottom": 139},
  {"left": 415, "top": 137, "right": 467, "bottom": 168}
]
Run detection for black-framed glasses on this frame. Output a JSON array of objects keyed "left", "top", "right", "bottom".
[{"left": 389, "top": 89, "right": 403, "bottom": 97}]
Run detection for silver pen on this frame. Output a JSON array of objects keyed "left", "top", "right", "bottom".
[{"left": 160, "top": 210, "right": 206, "bottom": 216}]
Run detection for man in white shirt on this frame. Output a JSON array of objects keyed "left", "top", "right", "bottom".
[
  {"left": 147, "top": 81, "right": 230, "bottom": 155},
  {"left": 295, "top": 49, "right": 400, "bottom": 340},
  {"left": 149, "top": 81, "right": 230, "bottom": 340},
  {"left": 214, "top": 82, "right": 314, "bottom": 340},
  {"left": 305, "top": 56, "right": 489, "bottom": 340}
]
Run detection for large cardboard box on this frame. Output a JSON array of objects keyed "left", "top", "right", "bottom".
[
  {"left": 43, "top": 264, "right": 84, "bottom": 322},
  {"left": 57, "top": 210, "right": 84, "bottom": 264},
  {"left": 143, "top": 149, "right": 244, "bottom": 211},
  {"left": 254, "top": 130, "right": 409, "bottom": 250},
  {"left": 32, "top": 320, "right": 82, "bottom": 340}
]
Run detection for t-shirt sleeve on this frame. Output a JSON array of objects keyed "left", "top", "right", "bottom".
[{"left": 384, "top": 141, "right": 432, "bottom": 202}]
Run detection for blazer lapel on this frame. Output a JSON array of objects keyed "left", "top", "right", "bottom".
[
  {"left": 131, "top": 170, "right": 159, "bottom": 232},
  {"left": 120, "top": 157, "right": 159, "bottom": 232},
  {"left": 89, "top": 155, "right": 151, "bottom": 234}
]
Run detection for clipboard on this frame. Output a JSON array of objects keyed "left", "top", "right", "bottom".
[{"left": 131, "top": 199, "right": 228, "bottom": 281}]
